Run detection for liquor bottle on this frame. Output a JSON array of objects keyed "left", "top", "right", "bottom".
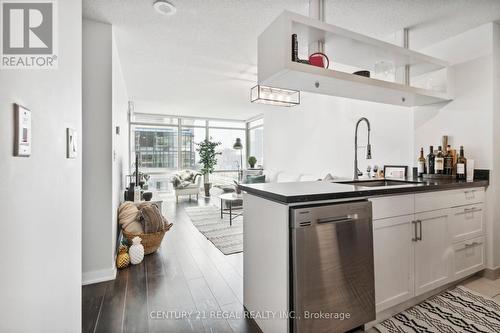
[
  {"left": 291, "top": 34, "right": 298, "bottom": 62},
  {"left": 444, "top": 145, "right": 453, "bottom": 175},
  {"left": 417, "top": 148, "right": 426, "bottom": 177},
  {"left": 456, "top": 146, "right": 467, "bottom": 180},
  {"left": 427, "top": 146, "right": 435, "bottom": 174},
  {"left": 435, "top": 146, "right": 444, "bottom": 174}
]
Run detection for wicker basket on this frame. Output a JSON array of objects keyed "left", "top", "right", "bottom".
[{"left": 122, "top": 223, "right": 173, "bottom": 255}]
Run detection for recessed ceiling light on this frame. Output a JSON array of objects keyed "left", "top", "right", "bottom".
[{"left": 153, "top": 0, "right": 176, "bottom": 16}]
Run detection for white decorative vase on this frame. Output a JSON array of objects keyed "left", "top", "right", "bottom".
[{"left": 129, "top": 236, "right": 144, "bottom": 265}]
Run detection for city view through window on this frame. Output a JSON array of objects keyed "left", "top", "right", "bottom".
[{"left": 130, "top": 115, "right": 263, "bottom": 191}]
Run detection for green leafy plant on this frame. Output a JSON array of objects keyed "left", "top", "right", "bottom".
[
  {"left": 248, "top": 156, "right": 257, "bottom": 168},
  {"left": 196, "top": 138, "right": 222, "bottom": 183}
]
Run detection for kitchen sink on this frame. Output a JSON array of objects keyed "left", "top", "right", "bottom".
[{"left": 334, "top": 179, "right": 421, "bottom": 187}]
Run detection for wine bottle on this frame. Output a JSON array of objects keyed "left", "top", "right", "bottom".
[
  {"left": 456, "top": 146, "right": 467, "bottom": 180},
  {"left": 435, "top": 146, "right": 444, "bottom": 174},
  {"left": 427, "top": 146, "right": 435, "bottom": 174},
  {"left": 291, "top": 34, "right": 298, "bottom": 62},
  {"left": 444, "top": 145, "right": 453, "bottom": 175},
  {"left": 418, "top": 148, "right": 426, "bottom": 177}
]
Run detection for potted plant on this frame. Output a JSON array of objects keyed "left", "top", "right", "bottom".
[
  {"left": 248, "top": 156, "right": 257, "bottom": 169},
  {"left": 196, "top": 138, "right": 222, "bottom": 197}
]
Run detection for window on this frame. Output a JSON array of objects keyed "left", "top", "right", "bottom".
[
  {"left": 181, "top": 126, "right": 206, "bottom": 170},
  {"left": 132, "top": 125, "right": 178, "bottom": 171},
  {"left": 208, "top": 128, "right": 246, "bottom": 171},
  {"left": 249, "top": 126, "right": 263, "bottom": 167},
  {"left": 247, "top": 117, "right": 264, "bottom": 167},
  {"left": 209, "top": 120, "right": 245, "bottom": 129},
  {"left": 129, "top": 114, "right": 259, "bottom": 188}
]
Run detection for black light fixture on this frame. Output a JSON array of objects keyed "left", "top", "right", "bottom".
[
  {"left": 233, "top": 138, "right": 243, "bottom": 150},
  {"left": 233, "top": 138, "right": 243, "bottom": 182}
]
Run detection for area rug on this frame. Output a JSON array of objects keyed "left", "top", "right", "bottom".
[
  {"left": 184, "top": 205, "right": 243, "bottom": 255},
  {"left": 375, "top": 286, "right": 500, "bottom": 333}
]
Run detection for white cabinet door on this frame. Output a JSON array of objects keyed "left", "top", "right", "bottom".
[
  {"left": 450, "top": 204, "right": 485, "bottom": 243},
  {"left": 414, "top": 209, "right": 453, "bottom": 296},
  {"left": 373, "top": 215, "right": 415, "bottom": 312},
  {"left": 453, "top": 236, "right": 486, "bottom": 279}
]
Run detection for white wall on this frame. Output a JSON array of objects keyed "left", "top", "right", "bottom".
[
  {"left": 413, "top": 55, "right": 493, "bottom": 169},
  {"left": 112, "top": 27, "right": 130, "bottom": 258},
  {"left": 82, "top": 20, "right": 129, "bottom": 284},
  {"left": 0, "top": 0, "right": 82, "bottom": 331},
  {"left": 414, "top": 23, "right": 500, "bottom": 269},
  {"left": 491, "top": 23, "right": 500, "bottom": 268},
  {"left": 263, "top": 93, "right": 413, "bottom": 178}
]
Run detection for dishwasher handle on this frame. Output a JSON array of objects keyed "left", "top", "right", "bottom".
[{"left": 317, "top": 214, "right": 358, "bottom": 224}]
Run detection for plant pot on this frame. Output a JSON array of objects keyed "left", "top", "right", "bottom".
[
  {"left": 204, "top": 183, "right": 212, "bottom": 197},
  {"left": 249, "top": 164, "right": 255, "bottom": 169}
]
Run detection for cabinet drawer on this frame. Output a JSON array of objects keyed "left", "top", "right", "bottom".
[
  {"left": 415, "top": 188, "right": 485, "bottom": 213},
  {"left": 450, "top": 204, "right": 485, "bottom": 243},
  {"left": 453, "top": 236, "right": 485, "bottom": 279},
  {"left": 370, "top": 194, "right": 414, "bottom": 220}
]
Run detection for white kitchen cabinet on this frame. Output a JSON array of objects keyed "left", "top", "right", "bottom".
[
  {"left": 371, "top": 194, "right": 414, "bottom": 220},
  {"left": 415, "top": 187, "right": 485, "bottom": 213},
  {"left": 453, "top": 236, "right": 485, "bottom": 279},
  {"left": 373, "top": 215, "right": 415, "bottom": 312},
  {"left": 414, "top": 209, "right": 453, "bottom": 296},
  {"left": 450, "top": 204, "right": 485, "bottom": 243},
  {"left": 370, "top": 187, "right": 485, "bottom": 313}
]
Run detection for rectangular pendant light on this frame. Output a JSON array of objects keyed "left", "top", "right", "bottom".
[{"left": 250, "top": 85, "right": 300, "bottom": 107}]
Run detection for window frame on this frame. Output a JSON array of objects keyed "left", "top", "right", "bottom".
[{"left": 130, "top": 113, "right": 255, "bottom": 173}]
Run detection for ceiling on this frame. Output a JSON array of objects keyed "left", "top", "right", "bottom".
[{"left": 83, "top": 0, "right": 500, "bottom": 120}]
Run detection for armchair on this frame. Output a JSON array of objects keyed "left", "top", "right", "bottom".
[{"left": 171, "top": 171, "right": 202, "bottom": 203}]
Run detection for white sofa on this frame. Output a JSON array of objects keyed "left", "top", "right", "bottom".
[{"left": 263, "top": 170, "right": 335, "bottom": 183}]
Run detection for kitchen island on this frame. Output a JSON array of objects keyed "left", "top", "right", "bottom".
[{"left": 240, "top": 175, "right": 489, "bottom": 333}]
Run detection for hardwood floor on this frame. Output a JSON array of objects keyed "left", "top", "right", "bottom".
[{"left": 82, "top": 195, "right": 260, "bottom": 333}]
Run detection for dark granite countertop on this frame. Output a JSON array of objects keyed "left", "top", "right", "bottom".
[{"left": 240, "top": 175, "right": 489, "bottom": 204}]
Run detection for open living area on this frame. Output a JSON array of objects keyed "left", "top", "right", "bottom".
[{"left": 2, "top": 0, "right": 500, "bottom": 332}]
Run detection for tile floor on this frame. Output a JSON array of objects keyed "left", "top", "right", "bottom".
[{"left": 462, "top": 275, "right": 500, "bottom": 301}]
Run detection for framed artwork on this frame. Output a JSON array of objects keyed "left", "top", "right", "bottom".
[
  {"left": 384, "top": 165, "right": 408, "bottom": 179},
  {"left": 14, "top": 104, "right": 32, "bottom": 157},
  {"left": 66, "top": 128, "right": 77, "bottom": 159}
]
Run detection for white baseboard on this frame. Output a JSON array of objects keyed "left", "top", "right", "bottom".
[{"left": 82, "top": 267, "right": 117, "bottom": 285}]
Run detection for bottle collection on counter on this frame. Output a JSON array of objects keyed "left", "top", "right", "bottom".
[{"left": 417, "top": 136, "right": 469, "bottom": 180}]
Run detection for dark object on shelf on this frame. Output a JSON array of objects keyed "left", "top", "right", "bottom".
[
  {"left": 422, "top": 173, "right": 454, "bottom": 179},
  {"left": 353, "top": 70, "right": 370, "bottom": 78},
  {"left": 290, "top": 34, "right": 324, "bottom": 67},
  {"left": 142, "top": 192, "right": 153, "bottom": 201},
  {"left": 309, "top": 52, "right": 329, "bottom": 69},
  {"left": 124, "top": 183, "right": 136, "bottom": 201},
  {"left": 135, "top": 153, "right": 140, "bottom": 185},
  {"left": 291, "top": 34, "right": 298, "bottom": 62}
]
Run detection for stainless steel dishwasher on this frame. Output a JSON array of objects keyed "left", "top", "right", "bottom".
[{"left": 291, "top": 200, "right": 375, "bottom": 333}]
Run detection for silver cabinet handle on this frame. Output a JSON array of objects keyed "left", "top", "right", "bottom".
[
  {"left": 412, "top": 221, "right": 418, "bottom": 242},
  {"left": 417, "top": 220, "right": 422, "bottom": 241},
  {"left": 464, "top": 190, "right": 476, "bottom": 199}
]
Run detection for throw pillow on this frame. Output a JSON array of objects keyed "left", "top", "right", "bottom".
[
  {"left": 323, "top": 173, "right": 335, "bottom": 181},
  {"left": 139, "top": 203, "right": 166, "bottom": 233},
  {"left": 246, "top": 175, "right": 266, "bottom": 184},
  {"left": 118, "top": 202, "right": 144, "bottom": 234}
]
